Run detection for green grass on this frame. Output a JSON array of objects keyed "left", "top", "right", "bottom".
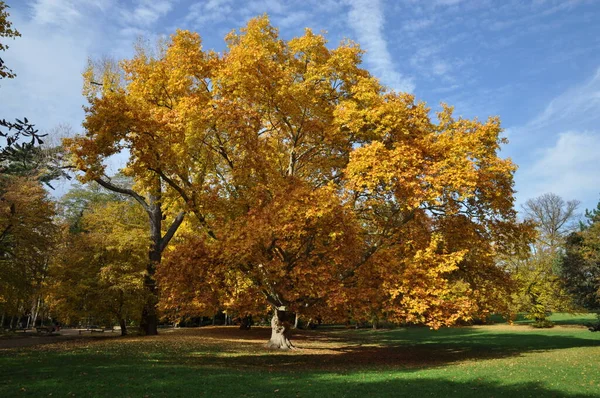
[
  {"left": 1, "top": 323, "right": 599, "bottom": 397},
  {"left": 489, "top": 312, "right": 599, "bottom": 325}
]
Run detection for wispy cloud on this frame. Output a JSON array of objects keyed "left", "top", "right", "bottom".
[
  {"left": 344, "top": 0, "right": 414, "bottom": 93},
  {"left": 3, "top": 0, "right": 169, "bottom": 135},
  {"left": 186, "top": 0, "right": 235, "bottom": 27},
  {"left": 510, "top": 67, "right": 600, "bottom": 210},
  {"left": 121, "top": 0, "right": 175, "bottom": 27},
  {"left": 528, "top": 67, "right": 600, "bottom": 132},
  {"left": 516, "top": 131, "right": 600, "bottom": 206},
  {"left": 29, "top": 0, "right": 113, "bottom": 26}
]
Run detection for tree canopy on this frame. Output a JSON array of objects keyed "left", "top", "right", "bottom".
[
  {"left": 47, "top": 183, "right": 146, "bottom": 335},
  {"left": 65, "top": 16, "right": 532, "bottom": 346},
  {"left": 560, "top": 201, "right": 600, "bottom": 314}
]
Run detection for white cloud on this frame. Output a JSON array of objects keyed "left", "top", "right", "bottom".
[
  {"left": 516, "top": 131, "right": 600, "bottom": 207},
  {"left": 508, "top": 66, "right": 600, "bottom": 210},
  {"left": 275, "top": 10, "right": 311, "bottom": 29},
  {"left": 1, "top": 7, "right": 94, "bottom": 132},
  {"left": 1, "top": 0, "right": 159, "bottom": 135},
  {"left": 30, "top": 0, "right": 82, "bottom": 25},
  {"left": 29, "top": 0, "right": 113, "bottom": 25},
  {"left": 186, "top": 0, "right": 235, "bottom": 27},
  {"left": 345, "top": 0, "right": 414, "bottom": 93},
  {"left": 121, "top": 0, "right": 175, "bottom": 27}
]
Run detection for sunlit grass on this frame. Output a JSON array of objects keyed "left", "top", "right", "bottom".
[{"left": 1, "top": 322, "right": 599, "bottom": 397}]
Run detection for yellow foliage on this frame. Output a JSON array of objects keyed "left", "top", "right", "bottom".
[{"left": 67, "top": 15, "right": 531, "bottom": 328}]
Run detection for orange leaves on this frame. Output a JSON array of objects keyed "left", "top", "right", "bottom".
[
  {"left": 383, "top": 235, "right": 468, "bottom": 328},
  {"left": 68, "top": 15, "right": 529, "bottom": 329},
  {"left": 0, "top": 177, "right": 56, "bottom": 309}
]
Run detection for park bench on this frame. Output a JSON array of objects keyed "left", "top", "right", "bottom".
[{"left": 35, "top": 326, "right": 52, "bottom": 334}]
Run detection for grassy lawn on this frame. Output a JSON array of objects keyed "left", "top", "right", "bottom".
[
  {"left": 1, "top": 323, "right": 599, "bottom": 397},
  {"left": 490, "top": 312, "right": 599, "bottom": 326}
]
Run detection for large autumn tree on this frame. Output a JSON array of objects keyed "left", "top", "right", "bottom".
[{"left": 68, "top": 16, "right": 530, "bottom": 347}]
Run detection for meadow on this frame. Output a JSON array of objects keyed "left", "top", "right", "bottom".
[{"left": 1, "top": 314, "right": 599, "bottom": 397}]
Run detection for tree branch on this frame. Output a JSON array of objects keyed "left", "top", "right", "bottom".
[
  {"left": 159, "top": 211, "right": 185, "bottom": 253},
  {"left": 148, "top": 168, "right": 190, "bottom": 204},
  {"left": 94, "top": 177, "right": 149, "bottom": 211}
]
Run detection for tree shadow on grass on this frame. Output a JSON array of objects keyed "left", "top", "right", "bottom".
[
  {"left": 1, "top": 326, "right": 599, "bottom": 397},
  {"left": 104, "top": 325, "right": 600, "bottom": 372},
  {"left": 1, "top": 360, "right": 597, "bottom": 397}
]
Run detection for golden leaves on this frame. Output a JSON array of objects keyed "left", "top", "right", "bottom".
[{"left": 67, "top": 15, "right": 528, "bottom": 329}]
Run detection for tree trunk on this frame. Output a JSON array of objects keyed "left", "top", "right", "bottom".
[
  {"left": 139, "top": 271, "right": 159, "bottom": 336},
  {"left": 32, "top": 296, "right": 41, "bottom": 327},
  {"left": 266, "top": 310, "right": 295, "bottom": 350},
  {"left": 294, "top": 313, "right": 299, "bottom": 329},
  {"left": 140, "top": 196, "right": 162, "bottom": 336},
  {"left": 94, "top": 180, "right": 184, "bottom": 338},
  {"left": 239, "top": 315, "right": 252, "bottom": 330},
  {"left": 119, "top": 318, "right": 128, "bottom": 336},
  {"left": 30, "top": 296, "right": 41, "bottom": 329}
]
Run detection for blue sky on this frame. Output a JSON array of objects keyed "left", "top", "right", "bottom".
[{"left": 2, "top": 0, "right": 600, "bottom": 212}]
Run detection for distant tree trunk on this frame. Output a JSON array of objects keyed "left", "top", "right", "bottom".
[
  {"left": 0, "top": 313, "right": 4, "bottom": 329},
  {"left": 239, "top": 314, "right": 252, "bottom": 330},
  {"left": 266, "top": 309, "right": 294, "bottom": 350},
  {"left": 30, "top": 296, "right": 41, "bottom": 329},
  {"left": 9, "top": 315, "right": 15, "bottom": 329},
  {"left": 293, "top": 313, "right": 299, "bottom": 329},
  {"left": 119, "top": 318, "right": 128, "bottom": 336}
]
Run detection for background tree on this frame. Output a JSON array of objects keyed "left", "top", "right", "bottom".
[
  {"left": 560, "top": 201, "right": 600, "bottom": 325},
  {"left": 0, "top": 177, "right": 56, "bottom": 329},
  {"left": 505, "top": 193, "right": 580, "bottom": 325},
  {"left": 522, "top": 193, "right": 580, "bottom": 254},
  {"left": 0, "top": 2, "right": 65, "bottom": 330},
  {"left": 47, "top": 183, "right": 146, "bottom": 335}
]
